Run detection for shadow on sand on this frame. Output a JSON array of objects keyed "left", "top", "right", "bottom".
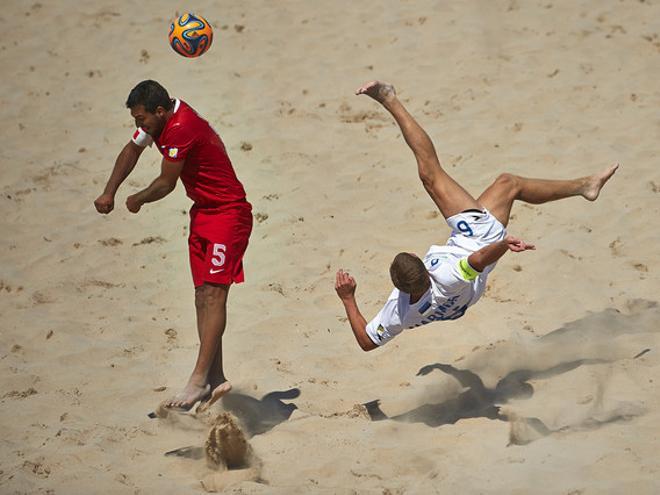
[
  {"left": 220, "top": 388, "right": 300, "bottom": 436},
  {"left": 163, "top": 388, "right": 300, "bottom": 459},
  {"left": 364, "top": 359, "right": 607, "bottom": 429},
  {"left": 364, "top": 301, "right": 659, "bottom": 443}
]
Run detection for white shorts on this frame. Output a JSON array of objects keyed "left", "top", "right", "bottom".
[{"left": 445, "top": 208, "right": 506, "bottom": 255}]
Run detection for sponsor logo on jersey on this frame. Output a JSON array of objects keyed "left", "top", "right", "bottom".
[
  {"left": 168, "top": 147, "right": 179, "bottom": 158},
  {"left": 376, "top": 325, "right": 385, "bottom": 341},
  {"left": 409, "top": 295, "right": 467, "bottom": 328},
  {"left": 418, "top": 300, "right": 432, "bottom": 314}
]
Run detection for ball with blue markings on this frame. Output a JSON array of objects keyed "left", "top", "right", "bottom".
[{"left": 168, "top": 13, "right": 214, "bottom": 58}]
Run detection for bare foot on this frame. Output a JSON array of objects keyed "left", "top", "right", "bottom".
[
  {"left": 582, "top": 163, "right": 619, "bottom": 201},
  {"left": 197, "top": 381, "right": 232, "bottom": 413},
  {"left": 355, "top": 81, "right": 396, "bottom": 104},
  {"left": 165, "top": 381, "right": 211, "bottom": 411}
]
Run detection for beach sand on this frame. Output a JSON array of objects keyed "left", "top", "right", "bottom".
[{"left": 1, "top": 0, "right": 659, "bottom": 493}]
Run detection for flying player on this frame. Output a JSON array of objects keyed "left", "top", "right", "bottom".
[
  {"left": 335, "top": 81, "right": 618, "bottom": 351},
  {"left": 94, "top": 80, "right": 252, "bottom": 410}
]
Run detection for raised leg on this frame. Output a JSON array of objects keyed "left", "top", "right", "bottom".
[
  {"left": 478, "top": 164, "right": 619, "bottom": 227},
  {"left": 356, "top": 81, "right": 480, "bottom": 218}
]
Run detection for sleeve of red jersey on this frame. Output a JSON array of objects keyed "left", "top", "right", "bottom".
[
  {"left": 162, "top": 124, "right": 196, "bottom": 161},
  {"left": 131, "top": 127, "right": 153, "bottom": 147}
]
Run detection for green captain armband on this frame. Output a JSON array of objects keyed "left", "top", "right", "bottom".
[{"left": 458, "top": 258, "right": 480, "bottom": 281}]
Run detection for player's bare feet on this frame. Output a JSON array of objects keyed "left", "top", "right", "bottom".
[
  {"left": 197, "top": 381, "right": 232, "bottom": 413},
  {"left": 165, "top": 381, "right": 211, "bottom": 411},
  {"left": 582, "top": 163, "right": 619, "bottom": 201},
  {"left": 355, "top": 81, "right": 397, "bottom": 104}
]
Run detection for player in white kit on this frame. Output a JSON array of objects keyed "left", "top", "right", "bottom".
[{"left": 335, "top": 81, "right": 618, "bottom": 351}]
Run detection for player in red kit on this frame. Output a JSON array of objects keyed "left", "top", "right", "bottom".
[{"left": 94, "top": 80, "right": 252, "bottom": 411}]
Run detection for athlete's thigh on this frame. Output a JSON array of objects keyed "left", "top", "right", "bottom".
[
  {"left": 476, "top": 175, "right": 517, "bottom": 227},
  {"left": 422, "top": 160, "right": 481, "bottom": 218}
]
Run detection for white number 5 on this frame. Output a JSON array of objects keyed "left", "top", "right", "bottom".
[{"left": 212, "top": 243, "right": 226, "bottom": 267}]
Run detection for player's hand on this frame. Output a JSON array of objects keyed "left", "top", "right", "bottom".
[
  {"left": 126, "top": 194, "right": 143, "bottom": 214},
  {"left": 505, "top": 235, "right": 535, "bottom": 252},
  {"left": 94, "top": 193, "right": 115, "bottom": 214},
  {"left": 335, "top": 269, "right": 357, "bottom": 302}
]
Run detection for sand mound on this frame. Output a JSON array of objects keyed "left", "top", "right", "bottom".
[
  {"left": 201, "top": 413, "right": 261, "bottom": 492},
  {"left": 205, "top": 412, "right": 251, "bottom": 469}
]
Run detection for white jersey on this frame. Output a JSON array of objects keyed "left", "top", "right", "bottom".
[{"left": 365, "top": 209, "right": 506, "bottom": 346}]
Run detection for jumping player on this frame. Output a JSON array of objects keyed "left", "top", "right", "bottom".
[
  {"left": 94, "top": 80, "right": 252, "bottom": 410},
  {"left": 335, "top": 81, "right": 618, "bottom": 351}
]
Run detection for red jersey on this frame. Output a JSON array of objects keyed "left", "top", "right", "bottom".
[{"left": 132, "top": 99, "right": 248, "bottom": 208}]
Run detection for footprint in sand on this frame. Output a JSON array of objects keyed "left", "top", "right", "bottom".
[
  {"left": 3, "top": 387, "right": 38, "bottom": 400},
  {"left": 22, "top": 458, "right": 51, "bottom": 479},
  {"left": 132, "top": 236, "right": 166, "bottom": 246},
  {"left": 254, "top": 212, "right": 269, "bottom": 224},
  {"left": 98, "top": 238, "right": 123, "bottom": 247}
]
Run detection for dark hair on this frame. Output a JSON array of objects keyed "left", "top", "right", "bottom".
[
  {"left": 390, "top": 252, "right": 429, "bottom": 294},
  {"left": 126, "top": 80, "right": 173, "bottom": 113}
]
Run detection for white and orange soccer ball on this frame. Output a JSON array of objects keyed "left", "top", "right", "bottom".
[{"left": 168, "top": 13, "right": 214, "bottom": 58}]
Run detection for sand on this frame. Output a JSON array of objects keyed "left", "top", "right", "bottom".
[{"left": 1, "top": 0, "right": 659, "bottom": 493}]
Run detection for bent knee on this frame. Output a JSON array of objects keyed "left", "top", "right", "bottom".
[
  {"left": 495, "top": 172, "right": 519, "bottom": 186},
  {"left": 493, "top": 173, "right": 521, "bottom": 196}
]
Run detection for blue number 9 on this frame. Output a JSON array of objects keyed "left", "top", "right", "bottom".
[{"left": 456, "top": 220, "right": 474, "bottom": 237}]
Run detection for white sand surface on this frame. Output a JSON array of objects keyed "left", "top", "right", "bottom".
[{"left": 1, "top": 0, "right": 659, "bottom": 493}]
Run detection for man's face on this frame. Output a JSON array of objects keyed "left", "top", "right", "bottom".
[{"left": 130, "top": 104, "right": 167, "bottom": 138}]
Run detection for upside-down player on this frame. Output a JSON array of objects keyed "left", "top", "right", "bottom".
[{"left": 336, "top": 81, "right": 618, "bottom": 351}]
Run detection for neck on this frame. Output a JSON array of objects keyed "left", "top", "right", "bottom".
[
  {"left": 164, "top": 99, "right": 177, "bottom": 123},
  {"left": 409, "top": 285, "right": 429, "bottom": 304},
  {"left": 409, "top": 293, "right": 422, "bottom": 304}
]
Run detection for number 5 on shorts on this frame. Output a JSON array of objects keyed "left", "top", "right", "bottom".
[{"left": 212, "top": 243, "right": 226, "bottom": 268}]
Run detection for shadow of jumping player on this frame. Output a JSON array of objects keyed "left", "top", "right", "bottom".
[
  {"left": 363, "top": 360, "right": 606, "bottom": 428},
  {"left": 220, "top": 388, "right": 300, "bottom": 436}
]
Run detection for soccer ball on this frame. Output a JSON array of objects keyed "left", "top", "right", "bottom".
[{"left": 169, "top": 13, "right": 214, "bottom": 58}]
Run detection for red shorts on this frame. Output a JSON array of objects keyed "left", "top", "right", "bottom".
[{"left": 188, "top": 202, "right": 253, "bottom": 287}]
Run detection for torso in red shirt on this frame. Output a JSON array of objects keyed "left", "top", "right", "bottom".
[{"left": 153, "top": 99, "right": 248, "bottom": 209}]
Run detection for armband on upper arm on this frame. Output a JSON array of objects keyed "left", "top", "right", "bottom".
[
  {"left": 131, "top": 128, "right": 153, "bottom": 148},
  {"left": 458, "top": 258, "right": 480, "bottom": 281}
]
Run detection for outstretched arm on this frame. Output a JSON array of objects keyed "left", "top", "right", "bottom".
[
  {"left": 467, "top": 235, "right": 535, "bottom": 273},
  {"left": 335, "top": 270, "right": 377, "bottom": 352},
  {"left": 94, "top": 141, "right": 145, "bottom": 214},
  {"left": 125, "top": 157, "right": 184, "bottom": 213}
]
